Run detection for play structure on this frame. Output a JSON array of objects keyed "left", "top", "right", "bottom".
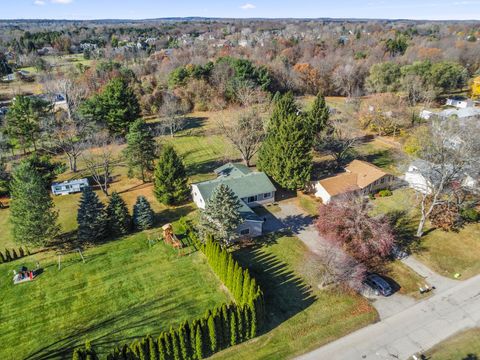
[
  {"left": 13, "top": 266, "right": 39, "bottom": 285},
  {"left": 162, "top": 224, "right": 183, "bottom": 255}
]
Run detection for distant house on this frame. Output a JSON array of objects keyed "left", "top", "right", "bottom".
[
  {"left": 191, "top": 163, "right": 276, "bottom": 237},
  {"left": 405, "top": 159, "right": 479, "bottom": 194},
  {"left": 314, "top": 160, "right": 395, "bottom": 204},
  {"left": 51, "top": 179, "right": 89, "bottom": 196},
  {"left": 419, "top": 110, "right": 434, "bottom": 120},
  {"left": 445, "top": 97, "right": 474, "bottom": 109},
  {"left": 438, "top": 107, "right": 480, "bottom": 119}
]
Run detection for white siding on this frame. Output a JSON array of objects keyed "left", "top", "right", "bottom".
[
  {"left": 314, "top": 183, "right": 332, "bottom": 204},
  {"left": 191, "top": 184, "right": 206, "bottom": 209},
  {"left": 405, "top": 166, "right": 431, "bottom": 194}
]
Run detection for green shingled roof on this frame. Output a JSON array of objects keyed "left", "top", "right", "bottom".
[
  {"left": 194, "top": 167, "right": 276, "bottom": 202},
  {"left": 193, "top": 163, "right": 276, "bottom": 222}
]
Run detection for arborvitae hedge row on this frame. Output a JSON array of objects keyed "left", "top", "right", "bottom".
[
  {"left": 73, "top": 230, "right": 264, "bottom": 359},
  {"left": 0, "top": 246, "right": 30, "bottom": 263}
]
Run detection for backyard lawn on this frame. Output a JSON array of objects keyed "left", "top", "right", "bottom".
[
  {"left": 0, "top": 232, "right": 230, "bottom": 359},
  {"left": 372, "top": 189, "right": 480, "bottom": 279},
  {"left": 212, "top": 235, "right": 378, "bottom": 360},
  {"left": 424, "top": 328, "right": 480, "bottom": 359}
]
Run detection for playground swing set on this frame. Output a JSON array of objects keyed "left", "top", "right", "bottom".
[{"left": 162, "top": 223, "right": 185, "bottom": 256}]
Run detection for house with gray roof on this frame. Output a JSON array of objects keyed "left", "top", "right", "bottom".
[{"left": 191, "top": 163, "right": 276, "bottom": 237}]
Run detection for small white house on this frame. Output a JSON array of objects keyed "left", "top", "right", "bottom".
[
  {"left": 419, "top": 110, "right": 434, "bottom": 120},
  {"left": 445, "top": 97, "right": 474, "bottom": 109},
  {"left": 51, "top": 179, "right": 89, "bottom": 196},
  {"left": 404, "top": 161, "right": 431, "bottom": 194}
]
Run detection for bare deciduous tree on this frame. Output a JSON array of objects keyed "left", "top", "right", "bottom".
[
  {"left": 218, "top": 108, "right": 265, "bottom": 167},
  {"left": 410, "top": 118, "right": 480, "bottom": 237},
  {"left": 159, "top": 92, "right": 188, "bottom": 137},
  {"left": 81, "top": 132, "right": 120, "bottom": 196},
  {"left": 315, "top": 118, "right": 359, "bottom": 168}
]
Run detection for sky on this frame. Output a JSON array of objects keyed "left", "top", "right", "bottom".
[{"left": 2, "top": 0, "right": 480, "bottom": 20}]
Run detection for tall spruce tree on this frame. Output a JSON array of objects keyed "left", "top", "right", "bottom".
[
  {"left": 258, "top": 92, "right": 313, "bottom": 190},
  {"left": 198, "top": 184, "right": 242, "bottom": 246},
  {"left": 9, "top": 160, "right": 59, "bottom": 245},
  {"left": 124, "top": 119, "right": 156, "bottom": 182},
  {"left": 132, "top": 195, "right": 154, "bottom": 230},
  {"left": 153, "top": 145, "right": 189, "bottom": 205},
  {"left": 81, "top": 77, "right": 140, "bottom": 136},
  {"left": 308, "top": 92, "right": 329, "bottom": 135},
  {"left": 77, "top": 186, "right": 106, "bottom": 243},
  {"left": 106, "top": 192, "right": 131, "bottom": 237}
]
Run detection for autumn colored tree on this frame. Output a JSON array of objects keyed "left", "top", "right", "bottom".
[{"left": 316, "top": 194, "right": 395, "bottom": 268}]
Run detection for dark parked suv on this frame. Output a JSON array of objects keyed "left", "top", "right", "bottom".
[{"left": 363, "top": 274, "right": 393, "bottom": 296}]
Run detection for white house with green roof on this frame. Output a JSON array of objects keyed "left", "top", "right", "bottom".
[{"left": 191, "top": 163, "right": 276, "bottom": 237}]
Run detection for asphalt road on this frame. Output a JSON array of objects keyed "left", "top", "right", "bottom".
[{"left": 296, "top": 273, "right": 480, "bottom": 360}]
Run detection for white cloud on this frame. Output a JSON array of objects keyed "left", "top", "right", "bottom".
[
  {"left": 240, "top": 3, "right": 256, "bottom": 10},
  {"left": 34, "top": 0, "right": 46, "bottom": 5},
  {"left": 51, "top": 0, "right": 74, "bottom": 4}
]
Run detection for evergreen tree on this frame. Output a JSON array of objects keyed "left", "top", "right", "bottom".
[
  {"left": 207, "top": 314, "right": 217, "bottom": 353},
  {"left": 124, "top": 119, "right": 156, "bottom": 182},
  {"left": 133, "top": 196, "right": 155, "bottom": 230},
  {"left": 19, "top": 247, "right": 25, "bottom": 258},
  {"left": 81, "top": 77, "right": 140, "bottom": 136},
  {"left": 157, "top": 334, "right": 166, "bottom": 360},
  {"left": 0, "top": 251, "right": 5, "bottom": 263},
  {"left": 11, "top": 248, "right": 18, "bottom": 259},
  {"left": 199, "top": 184, "right": 242, "bottom": 246},
  {"left": 307, "top": 92, "right": 329, "bottom": 135},
  {"left": 164, "top": 332, "right": 173, "bottom": 360},
  {"left": 178, "top": 322, "right": 189, "bottom": 360},
  {"left": 230, "top": 309, "right": 238, "bottom": 346},
  {"left": 9, "top": 160, "right": 59, "bottom": 245},
  {"left": 77, "top": 186, "right": 106, "bottom": 243},
  {"left": 170, "top": 328, "right": 181, "bottom": 360},
  {"left": 72, "top": 348, "right": 83, "bottom": 360},
  {"left": 5, "top": 248, "right": 12, "bottom": 262},
  {"left": 221, "top": 304, "right": 230, "bottom": 347},
  {"left": 258, "top": 92, "right": 313, "bottom": 190},
  {"left": 147, "top": 335, "right": 158, "bottom": 360},
  {"left": 153, "top": 145, "right": 189, "bottom": 205},
  {"left": 195, "top": 324, "right": 203, "bottom": 359},
  {"left": 106, "top": 192, "right": 131, "bottom": 237}
]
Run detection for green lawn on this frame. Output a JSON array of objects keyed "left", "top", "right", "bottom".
[
  {"left": 212, "top": 236, "right": 377, "bottom": 360},
  {"left": 386, "top": 261, "right": 430, "bottom": 300},
  {"left": 372, "top": 189, "right": 480, "bottom": 279},
  {"left": 0, "top": 232, "right": 230, "bottom": 359},
  {"left": 424, "top": 328, "right": 480, "bottom": 359}
]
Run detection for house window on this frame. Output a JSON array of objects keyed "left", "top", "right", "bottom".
[
  {"left": 263, "top": 192, "right": 272, "bottom": 199},
  {"left": 54, "top": 186, "right": 61, "bottom": 191},
  {"left": 380, "top": 178, "right": 385, "bottom": 184},
  {"left": 240, "top": 228, "right": 250, "bottom": 235},
  {"left": 247, "top": 195, "right": 257, "bottom": 203}
]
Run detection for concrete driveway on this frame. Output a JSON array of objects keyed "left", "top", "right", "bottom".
[{"left": 297, "top": 273, "right": 480, "bottom": 360}]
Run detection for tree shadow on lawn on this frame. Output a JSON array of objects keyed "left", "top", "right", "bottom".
[
  {"left": 234, "top": 245, "right": 316, "bottom": 333},
  {"left": 24, "top": 289, "right": 205, "bottom": 360},
  {"left": 385, "top": 210, "right": 432, "bottom": 255}
]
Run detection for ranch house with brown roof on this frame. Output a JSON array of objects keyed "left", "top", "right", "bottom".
[{"left": 313, "top": 160, "right": 395, "bottom": 204}]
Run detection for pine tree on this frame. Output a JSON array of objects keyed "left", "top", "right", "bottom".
[
  {"left": 0, "top": 251, "right": 5, "bottom": 263},
  {"left": 236, "top": 306, "right": 244, "bottom": 342},
  {"left": 198, "top": 184, "right": 242, "bottom": 246},
  {"left": 207, "top": 314, "right": 217, "bottom": 353},
  {"left": 5, "top": 248, "right": 12, "bottom": 262},
  {"left": 77, "top": 186, "right": 106, "bottom": 243},
  {"left": 81, "top": 77, "right": 141, "bottom": 136},
  {"left": 19, "top": 247, "right": 25, "bottom": 258},
  {"left": 249, "top": 300, "right": 257, "bottom": 338},
  {"left": 106, "top": 192, "right": 131, "bottom": 238},
  {"left": 72, "top": 348, "right": 83, "bottom": 360},
  {"left": 125, "top": 119, "right": 156, "bottom": 182},
  {"left": 170, "top": 328, "right": 181, "bottom": 360},
  {"left": 147, "top": 335, "right": 158, "bottom": 360},
  {"left": 258, "top": 92, "right": 313, "bottom": 190},
  {"left": 153, "top": 145, "right": 189, "bottom": 206},
  {"left": 221, "top": 304, "right": 230, "bottom": 347},
  {"left": 9, "top": 160, "right": 59, "bottom": 245},
  {"left": 195, "top": 324, "right": 203, "bottom": 359},
  {"left": 132, "top": 195, "right": 155, "bottom": 230},
  {"left": 178, "top": 322, "right": 189, "bottom": 360},
  {"left": 157, "top": 334, "right": 166, "bottom": 360},
  {"left": 230, "top": 309, "right": 238, "bottom": 346},
  {"left": 242, "top": 270, "right": 251, "bottom": 304},
  {"left": 307, "top": 92, "right": 329, "bottom": 135}
]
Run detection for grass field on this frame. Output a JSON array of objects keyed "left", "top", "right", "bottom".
[
  {"left": 0, "top": 232, "right": 230, "bottom": 359},
  {"left": 212, "top": 235, "right": 377, "bottom": 360},
  {"left": 385, "top": 261, "right": 430, "bottom": 300},
  {"left": 372, "top": 189, "right": 480, "bottom": 279},
  {"left": 424, "top": 328, "right": 480, "bottom": 359}
]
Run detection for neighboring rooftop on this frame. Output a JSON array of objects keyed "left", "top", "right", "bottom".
[
  {"left": 318, "top": 160, "right": 389, "bottom": 196},
  {"left": 194, "top": 163, "right": 276, "bottom": 201}
]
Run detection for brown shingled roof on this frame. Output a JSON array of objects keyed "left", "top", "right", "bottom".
[
  {"left": 345, "top": 160, "right": 388, "bottom": 188},
  {"left": 318, "top": 160, "right": 389, "bottom": 197}
]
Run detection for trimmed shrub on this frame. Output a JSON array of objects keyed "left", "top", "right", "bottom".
[{"left": 461, "top": 208, "right": 479, "bottom": 223}]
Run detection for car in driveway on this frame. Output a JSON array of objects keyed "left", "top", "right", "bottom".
[{"left": 363, "top": 274, "right": 393, "bottom": 296}]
